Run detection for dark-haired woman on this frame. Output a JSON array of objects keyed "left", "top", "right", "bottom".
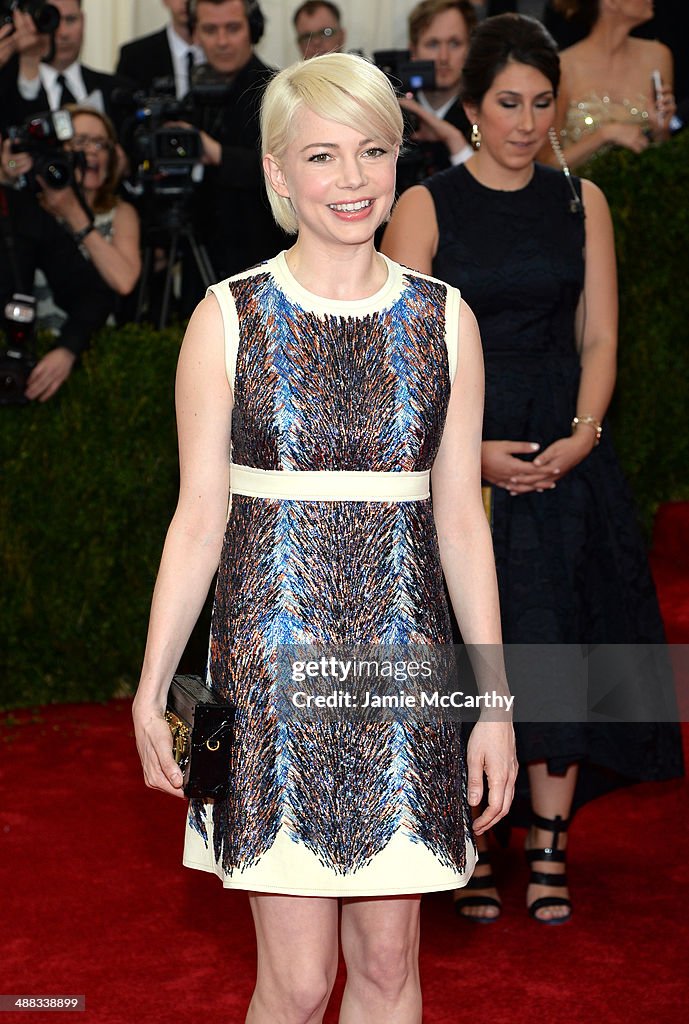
[
  {"left": 544, "top": 0, "right": 675, "bottom": 168},
  {"left": 382, "top": 12, "right": 683, "bottom": 924}
]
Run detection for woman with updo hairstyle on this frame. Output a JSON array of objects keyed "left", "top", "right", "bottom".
[
  {"left": 133, "top": 51, "right": 516, "bottom": 1022},
  {"left": 383, "top": 12, "right": 683, "bottom": 925},
  {"left": 544, "top": 0, "right": 675, "bottom": 168}
]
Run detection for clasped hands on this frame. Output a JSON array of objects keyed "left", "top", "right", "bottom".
[{"left": 482, "top": 431, "right": 596, "bottom": 496}]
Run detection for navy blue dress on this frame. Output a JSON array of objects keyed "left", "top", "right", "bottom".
[{"left": 425, "top": 162, "right": 683, "bottom": 807}]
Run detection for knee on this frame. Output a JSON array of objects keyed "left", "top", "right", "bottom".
[
  {"left": 350, "top": 935, "right": 416, "bottom": 1001},
  {"left": 255, "top": 964, "right": 334, "bottom": 1023}
]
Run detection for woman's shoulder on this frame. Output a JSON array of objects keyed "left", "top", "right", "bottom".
[{"left": 386, "top": 255, "right": 460, "bottom": 301}]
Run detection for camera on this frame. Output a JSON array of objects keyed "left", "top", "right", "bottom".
[
  {"left": 0, "top": 0, "right": 60, "bottom": 34},
  {"left": 8, "top": 110, "right": 86, "bottom": 191},
  {"left": 118, "top": 70, "right": 230, "bottom": 200},
  {"left": 373, "top": 50, "right": 436, "bottom": 97},
  {"left": 1, "top": 294, "right": 37, "bottom": 406}
]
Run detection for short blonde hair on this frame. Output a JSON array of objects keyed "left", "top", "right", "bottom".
[{"left": 261, "top": 52, "right": 404, "bottom": 235}]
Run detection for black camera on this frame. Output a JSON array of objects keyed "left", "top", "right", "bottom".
[
  {"left": 373, "top": 51, "right": 437, "bottom": 97},
  {"left": 1, "top": 294, "right": 37, "bottom": 406},
  {"left": 118, "top": 70, "right": 230, "bottom": 200},
  {"left": 0, "top": 0, "right": 60, "bottom": 34},
  {"left": 8, "top": 109, "right": 86, "bottom": 191}
]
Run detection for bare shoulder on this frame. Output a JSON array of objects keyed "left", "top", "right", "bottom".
[{"left": 579, "top": 177, "right": 608, "bottom": 210}]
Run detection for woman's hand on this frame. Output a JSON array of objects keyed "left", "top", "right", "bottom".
[
  {"left": 132, "top": 701, "right": 186, "bottom": 799},
  {"left": 532, "top": 430, "right": 596, "bottom": 479},
  {"left": 0, "top": 137, "right": 32, "bottom": 183},
  {"left": 466, "top": 719, "right": 518, "bottom": 835},
  {"left": 481, "top": 439, "right": 559, "bottom": 495},
  {"left": 654, "top": 84, "right": 676, "bottom": 138},
  {"left": 37, "top": 181, "right": 88, "bottom": 231},
  {"left": 25, "top": 347, "right": 76, "bottom": 402},
  {"left": 600, "top": 120, "right": 650, "bottom": 154}
]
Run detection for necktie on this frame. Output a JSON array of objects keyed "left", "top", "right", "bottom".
[
  {"left": 185, "top": 51, "right": 195, "bottom": 96},
  {"left": 56, "top": 73, "right": 77, "bottom": 109}
]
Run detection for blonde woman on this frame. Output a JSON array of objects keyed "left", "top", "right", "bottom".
[{"left": 133, "top": 52, "right": 516, "bottom": 1023}]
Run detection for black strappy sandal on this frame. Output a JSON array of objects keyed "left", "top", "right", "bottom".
[
  {"left": 453, "top": 851, "right": 502, "bottom": 923},
  {"left": 526, "top": 812, "right": 572, "bottom": 925}
]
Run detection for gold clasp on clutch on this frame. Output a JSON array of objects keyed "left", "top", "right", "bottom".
[
  {"left": 165, "top": 711, "right": 191, "bottom": 770},
  {"left": 206, "top": 738, "right": 220, "bottom": 752}
]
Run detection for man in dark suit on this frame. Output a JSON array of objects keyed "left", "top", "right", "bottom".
[
  {"left": 2, "top": 0, "right": 133, "bottom": 137},
  {"left": 396, "top": 1, "right": 477, "bottom": 195},
  {"left": 184, "top": 0, "right": 287, "bottom": 286},
  {"left": 116, "top": 0, "right": 204, "bottom": 100}
]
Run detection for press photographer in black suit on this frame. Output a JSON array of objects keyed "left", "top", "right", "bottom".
[
  {"left": 180, "top": 0, "right": 287, "bottom": 287},
  {"left": 1, "top": 0, "right": 134, "bottom": 139},
  {"left": 395, "top": 1, "right": 477, "bottom": 195},
  {"left": 116, "top": 0, "right": 204, "bottom": 100}
]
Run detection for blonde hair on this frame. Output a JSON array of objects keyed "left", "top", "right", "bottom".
[{"left": 261, "top": 52, "right": 404, "bottom": 235}]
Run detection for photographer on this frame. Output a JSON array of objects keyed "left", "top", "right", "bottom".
[
  {"left": 2, "top": 0, "right": 134, "bottom": 139},
  {"left": 0, "top": 108, "right": 138, "bottom": 399},
  {"left": 396, "top": 0, "right": 476, "bottom": 194},
  {"left": 182, "top": 0, "right": 287, "bottom": 287}
]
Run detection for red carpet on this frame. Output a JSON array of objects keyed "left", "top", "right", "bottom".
[{"left": 2, "top": 503, "right": 688, "bottom": 1023}]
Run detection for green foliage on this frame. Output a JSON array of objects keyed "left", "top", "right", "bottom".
[
  {"left": 2, "top": 135, "right": 688, "bottom": 708},
  {"left": 0, "top": 323, "right": 182, "bottom": 709},
  {"left": 582, "top": 131, "right": 689, "bottom": 532}
]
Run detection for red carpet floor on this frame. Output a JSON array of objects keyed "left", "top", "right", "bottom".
[{"left": 2, "top": 503, "right": 688, "bottom": 1023}]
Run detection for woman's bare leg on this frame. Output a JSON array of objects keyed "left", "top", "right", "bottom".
[
  {"left": 246, "top": 893, "right": 339, "bottom": 1024},
  {"left": 526, "top": 761, "right": 578, "bottom": 922},
  {"left": 339, "top": 895, "right": 422, "bottom": 1024}
]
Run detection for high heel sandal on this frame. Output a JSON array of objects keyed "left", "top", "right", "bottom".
[
  {"left": 453, "top": 852, "right": 502, "bottom": 923},
  {"left": 525, "top": 812, "right": 572, "bottom": 924}
]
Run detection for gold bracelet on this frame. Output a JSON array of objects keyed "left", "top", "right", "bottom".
[{"left": 571, "top": 415, "right": 602, "bottom": 446}]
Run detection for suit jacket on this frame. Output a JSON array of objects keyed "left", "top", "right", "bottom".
[
  {"left": 396, "top": 97, "right": 472, "bottom": 196},
  {"left": 0, "top": 63, "right": 135, "bottom": 139},
  {"left": 116, "top": 28, "right": 175, "bottom": 93},
  {"left": 189, "top": 54, "right": 288, "bottom": 280}
]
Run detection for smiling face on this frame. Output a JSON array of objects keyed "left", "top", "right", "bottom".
[
  {"left": 263, "top": 106, "right": 398, "bottom": 251},
  {"left": 465, "top": 61, "right": 556, "bottom": 174},
  {"left": 194, "top": 0, "right": 253, "bottom": 76},
  {"left": 65, "top": 111, "right": 113, "bottom": 197},
  {"left": 410, "top": 7, "right": 470, "bottom": 98}
]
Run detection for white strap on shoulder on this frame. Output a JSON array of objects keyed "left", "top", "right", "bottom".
[
  {"left": 206, "top": 281, "right": 240, "bottom": 393},
  {"left": 445, "top": 284, "right": 461, "bottom": 385}
]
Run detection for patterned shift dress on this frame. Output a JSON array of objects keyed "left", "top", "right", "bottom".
[{"left": 183, "top": 252, "right": 476, "bottom": 896}]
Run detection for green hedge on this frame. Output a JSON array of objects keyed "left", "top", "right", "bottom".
[
  {"left": 0, "top": 323, "right": 182, "bottom": 709},
  {"left": 1, "top": 133, "right": 688, "bottom": 710},
  {"left": 583, "top": 131, "right": 689, "bottom": 529}
]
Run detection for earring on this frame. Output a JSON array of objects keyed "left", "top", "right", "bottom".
[{"left": 470, "top": 123, "right": 481, "bottom": 150}]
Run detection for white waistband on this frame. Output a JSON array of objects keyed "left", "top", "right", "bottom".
[{"left": 231, "top": 464, "right": 430, "bottom": 502}]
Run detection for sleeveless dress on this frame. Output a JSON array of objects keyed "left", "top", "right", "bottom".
[
  {"left": 424, "top": 163, "right": 683, "bottom": 809},
  {"left": 182, "top": 252, "right": 477, "bottom": 895}
]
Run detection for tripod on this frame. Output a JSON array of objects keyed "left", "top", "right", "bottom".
[{"left": 135, "top": 194, "right": 216, "bottom": 330}]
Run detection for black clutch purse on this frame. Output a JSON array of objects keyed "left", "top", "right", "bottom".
[{"left": 165, "top": 674, "right": 235, "bottom": 800}]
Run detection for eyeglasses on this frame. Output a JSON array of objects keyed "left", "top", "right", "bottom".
[
  {"left": 296, "top": 26, "right": 339, "bottom": 45},
  {"left": 68, "top": 134, "right": 112, "bottom": 152}
]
